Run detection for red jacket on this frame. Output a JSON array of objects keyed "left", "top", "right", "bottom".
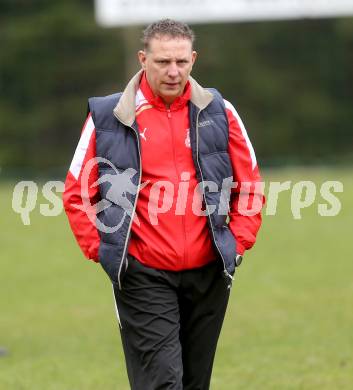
[{"left": 63, "top": 73, "right": 263, "bottom": 271}]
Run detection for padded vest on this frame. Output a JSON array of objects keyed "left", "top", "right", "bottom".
[{"left": 88, "top": 88, "right": 237, "bottom": 286}]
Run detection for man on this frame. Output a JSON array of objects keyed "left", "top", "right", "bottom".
[{"left": 64, "top": 19, "right": 263, "bottom": 390}]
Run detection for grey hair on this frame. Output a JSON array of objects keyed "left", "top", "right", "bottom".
[{"left": 141, "top": 19, "right": 195, "bottom": 50}]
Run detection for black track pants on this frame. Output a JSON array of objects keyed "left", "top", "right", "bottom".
[{"left": 112, "top": 255, "right": 231, "bottom": 390}]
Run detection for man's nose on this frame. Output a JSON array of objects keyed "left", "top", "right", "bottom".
[{"left": 167, "top": 62, "right": 178, "bottom": 77}]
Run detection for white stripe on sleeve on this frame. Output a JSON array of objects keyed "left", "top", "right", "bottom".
[
  {"left": 224, "top": 99, "right": 257, "bottom": 170},
  {"left": 69, "top": 115, "right": 95, "bottom": 180}
]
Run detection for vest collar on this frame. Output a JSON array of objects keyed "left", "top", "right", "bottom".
[{"left": 113, "top": 69, "right": 214, "bottom": 127}]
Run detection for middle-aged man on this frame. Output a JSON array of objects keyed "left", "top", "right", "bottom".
[{"left": 64, "top": 19, "right": 264, "bottom": 390}]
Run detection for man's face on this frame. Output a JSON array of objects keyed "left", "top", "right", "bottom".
[{"left": 138, "top": 36, "right": 197, "bottom": 105}]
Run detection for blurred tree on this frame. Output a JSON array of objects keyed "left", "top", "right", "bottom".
[
  {"left": 0, "top": 0, "right": 125, "bottom": 173},
  {"left": 193, "top": 19, "right": 353, "bottom": 165},
  {"left": 0, "top": 1, "right": 352, "bottom": 175}
]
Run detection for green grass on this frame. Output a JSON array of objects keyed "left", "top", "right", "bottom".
[{"left": 1, "top": 167, "right": 353, "bottom": 389}]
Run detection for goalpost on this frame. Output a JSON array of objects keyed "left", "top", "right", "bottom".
[{"left": 94, "top": 0, "right": 353, "bottom": 27}]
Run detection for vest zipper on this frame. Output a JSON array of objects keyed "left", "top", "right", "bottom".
[
  {"left": 195, "top": 109, "right": 234, "bottom": 288},
  {"left": 114, "top": 120, "right": 142, "bottom": 290},
  {"left": 167, "top": 108, "right": 188, "bottom": 268}
]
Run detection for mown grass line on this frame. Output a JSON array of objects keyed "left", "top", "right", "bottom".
[{"left": 1, "top": 168, "right": 352, "bottom": 389}]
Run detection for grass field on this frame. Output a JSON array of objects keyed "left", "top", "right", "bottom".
[{"left": 1, "top": 167, "right": 353, "bottom": 389}]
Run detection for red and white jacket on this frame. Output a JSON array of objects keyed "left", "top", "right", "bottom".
[{"left": 63, "top": 73, "right": 263, "bottom": 271}]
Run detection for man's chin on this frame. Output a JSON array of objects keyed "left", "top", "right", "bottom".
[
  {"left": 160, "top": 91, "right": 181, "bottom": 103},
  {"left": 163, "top": 88, "right": 180, "bottom": 94}
]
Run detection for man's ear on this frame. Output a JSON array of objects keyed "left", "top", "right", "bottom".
[
  {"left": 191, "top": 50, "right": 197, "bottom": 68},
  {"left": 191, "top": 51, "right": 197, "bottom": 66},
  {"left": 138, "top": 50, "right": 147, "bottom": 70}
]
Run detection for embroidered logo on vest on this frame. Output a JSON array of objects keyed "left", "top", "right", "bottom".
[{"left": 198, "top": 119, "right": 214, "bottom": 128}]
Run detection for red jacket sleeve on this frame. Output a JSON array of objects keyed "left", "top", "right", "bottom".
[
  {"left": 63, "top": 113, "right": 101, "bottom": 262},
  {"left": 224, "top": 99, "right": 265, "bottom": 255}
]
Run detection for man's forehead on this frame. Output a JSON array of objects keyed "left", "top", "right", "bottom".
[{"left": 147, "top": 35, "right": 193, "bottom": 53}]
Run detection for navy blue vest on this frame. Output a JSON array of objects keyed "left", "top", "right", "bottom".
[{"left": 88, "top": 88, "right": 237, "bottom": 287}]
